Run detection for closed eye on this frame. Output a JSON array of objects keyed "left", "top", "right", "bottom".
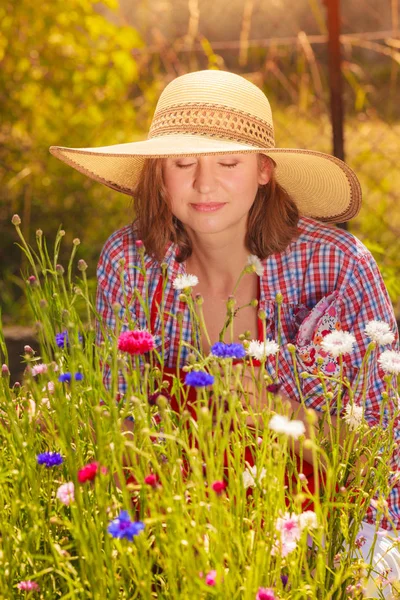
[{"left": 176, "top": 163, "right": 238, "bottom": 169}]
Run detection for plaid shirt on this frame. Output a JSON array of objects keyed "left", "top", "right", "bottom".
[{"left": 96, "top": 216, "right": 400, "bottom": 530}]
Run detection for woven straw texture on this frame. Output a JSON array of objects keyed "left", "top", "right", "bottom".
[{"left": 49, "top": 70, "right": 362, "bottom": 222}]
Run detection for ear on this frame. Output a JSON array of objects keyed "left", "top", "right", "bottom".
[{"left": 257, "top": 154, "right": 274, "bottom": 186}]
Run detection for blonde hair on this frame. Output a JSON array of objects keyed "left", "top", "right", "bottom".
[{"left": 132, "top": 156, "right": 300, "bottom": 261}]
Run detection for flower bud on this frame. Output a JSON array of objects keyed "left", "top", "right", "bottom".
[
  {"left": 135, "top": 240, "right": 144, "bottom": 248},
  {"left": 77, "top": 259, "right": 88, "bottom": 272},
  {"left": 39, "top": 299, "right": 48, "bottom": 309},
  {"left": 179, "top": 294, "right": 187, "bottom": 303},
  {"left": 59, "top": 230, "right": 65, "bottom": 237},
  {"left": 55, "top": 264, "right": 64, "bottom": 275},
  {"left": 27, "top": 275, "right": 38, "bottom": 287},
  {"left": 24, "top": 345, "right": 34, "bottom": 355},
  {"left": 1, "top": 364, "right": 10, "bottom": 377},
  {"left": 275, "top": 292, "right": 283, "bottom": 304},
  {"left": 195, "top": 294, "right": 204, "bottom": 305},
  {"left": 73, "top": 238, "right": 80, "bottom": 246},
  {"left": 257, "top": 309, "right": 266, "bottom": 320},
  {"left": 36, "top": 229, "right": 43, "bottom": 237},
  {"left": 11, "top": 214, "right": 21, "bottom": 226},
  {"left": 250, "top": 299, "right": 258, "bottom": 307}
]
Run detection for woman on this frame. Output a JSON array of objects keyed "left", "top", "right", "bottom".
[{"left": 50, "top": 69, "right": 400, "bottom": 596}]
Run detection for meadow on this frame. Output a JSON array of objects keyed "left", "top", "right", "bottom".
[{"left": 1, "top": 216, "right": 400, "bottom": 599}]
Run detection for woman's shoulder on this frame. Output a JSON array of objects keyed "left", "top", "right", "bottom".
[{"left": 292, "top": 216, "right": 371, "bottom": 262}]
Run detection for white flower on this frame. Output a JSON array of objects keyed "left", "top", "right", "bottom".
[
  {"left": 246, "top": 339, "right": 279, "bottom": 361},
  {"left": 378, "top": 350, "right": 400, "bottom": 375},
  {"left": 275, "top": 512, "right": 302, "bottom": 543},
  {"left": 343, "top": 403, "right": 364, "bottom": 431},
  {"left": 364, "top": 320, "right": 395, "bottom": 346},
  {"left": 269, "top": 414, "right": 305, "bottom": 440},
  {"left": 172, "top": 274, "right": 199, "bottom": 290},
  {"left": 247, "top": 254, "right": 264, "bottom": 277},
  {"left": 321, "top": 331, "right": 355, "bottom": 358},
  {"left": 299, "top": 510, "right": 318, "bottom": 531},
  {"left": 242, "top": 465, "right": 266, "bottom": 489}
]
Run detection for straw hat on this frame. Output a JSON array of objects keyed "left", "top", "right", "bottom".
[{"left": 49, "top": 70, "right": 361, "bottom": 222}]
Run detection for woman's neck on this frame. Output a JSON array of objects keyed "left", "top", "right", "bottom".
[{"left": 185, "top": 237, "right": 251, "bottom": 295}]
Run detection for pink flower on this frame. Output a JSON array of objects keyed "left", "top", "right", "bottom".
[
  {"left": 144, "top": 474, "right": 159, "bottom": 488},
  {"left": 56, "top": 482, "right": 75, "bottom": 505},
  {"left": 118, "top": 330, "right": 155, "bottom": 355},
  {"left": 211, "top": 480, "right": 227, "bottom": 495},
  {"left": 78, "top": 462, "right": 107, "bottom": 483},
  {"left": 256, "top": 588, "right": 276, "bottom": 600},
  {"left": 276, "top": 512, "right": 301, "bottom": 544},
  {"left": 17, "top": 580, "right": 40, "bottom": 592},
  {"left": 205, "top": 570, "right": 217, "bottom": 586},
  {"left": 31, "top": 363, "right": 48, "bottom": 376}
]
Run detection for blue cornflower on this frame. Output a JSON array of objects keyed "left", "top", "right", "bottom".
[
  {"left": 108, "top": 510, "right": 145, "bottom": 541},
  {"left": 55, "top": 330, "right": 83, "bottom": 349},
  {"left": 37, "top": 452, "right": 63, "bottom": 468},
  {"left": 210, "top": 342, "right": 246, "bottom": 359},
  {"left": 58, "top": 372, "right": 84, "bottom": 383},
  {"left": 185, "top": 371, "right": 215, "bottom": 387}
]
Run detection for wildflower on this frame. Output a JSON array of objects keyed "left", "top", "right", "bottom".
[
  {"left": 118, "top": 330, "right": 155, "bottom": 355},
  {"left": 355, "top": 535, "right": 367, "bottom": 549},
  {"left": 364, "top": 320, "right": 395, "bottom": 346},
  {"left": 58, "top": 372, "right": 84, "bottom": 383},
  {"left": 256, "top": 588, "right": 276, "bottom": 600},
  {"left": 135, "top": 239, "right": 144, "bottom": 248},
  {"left": 247, "top": 254, "right": 264, "bottom": 277},
  {"left": 37, "top": 452, "right": 63, "bottom": 468},
  {"left": 281, "top": 574, "right": 289, "bottom": 588},
  {"left": 321, "top": 330, "right": 355, "bottom": 358},
  {"left": 1, "top": 364, "right": 10, "bottom": 378},
  {"left": 299, "top": 510, "right": 318, "bottom": 530},
  {"left": 27, "top": 275, "right": 38, "bottom": 286},
  {"left": 266, "top": 383, "right": 282, "bottom": 394},
  {"left": 205, "top": 570, "right": 217, "bottom": 586},
  {"left": 77, "top": 259, "right": 88, "bottom": 272},
  {"left": 55, "top": 330, "right": 82, "bottom": 348},
  {"left": 24, "top": 345, "right": 35, "bottom": 355},
  {"left": 31, "top": 363, "right": 48, "bottom": 377},
  {"left": 56, "top": 482, "right": 75, "bottom": 505},
  {"left": 242, "top": 465, "right": 266, "bottom": 489},
  {"left": 144, "top": 474, "right": 159, "bottom": 488},
  {"left": 78, "top": 462, "right": 101, "bottom": 483},
  {"left": 378, "top": 349, "right": 400, "bottom": 375},
  {"left": 343, "top": 403, "right": 364, "bottom": 431},
  {"left": 269, "top": 414, "right": 305, "bottom": 440},
  {"left": 17, "top": 581, "right": 40, "bottom": 592},
  {"left": 148, "top": 390, "right": 171, "bottom": 406},
  {"left": 172, "top": 274, "right": 199, "bottom": 290},
  {"left": 12, "top": 214, "right": 21, "bottom": 226},
  {"left": 211, "top": 480, "right": 227, "bottom": 495},
  {"left": 210, "top": 342, "right": 246, "bottom": 359},
  {"left": 246, "top": 339, "right": 279, "bottom": 361},
  {"left": 107, "top": 510, "right": 145, "bottom": 541},
  {"left": 185, "top": 371, "right": 215, "bottom": 387},
  {"left": 276, "top": 512, "right": 301, "bottom": 544}
]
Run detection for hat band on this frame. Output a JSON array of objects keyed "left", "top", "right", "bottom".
[{"left": 148, "top": 103, "right": 275, "bottom": 148}]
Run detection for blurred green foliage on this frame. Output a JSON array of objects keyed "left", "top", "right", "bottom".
[{"left": 2, "top": 0, "right": 400, "bottom": 324}]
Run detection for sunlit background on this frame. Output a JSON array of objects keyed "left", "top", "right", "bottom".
[{"left": 1, "top": 0, "right": 400, "bottom": 335}]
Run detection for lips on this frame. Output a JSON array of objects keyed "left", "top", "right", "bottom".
[{"left": 190, "top": 203, "right": 226, "bottom": 212}]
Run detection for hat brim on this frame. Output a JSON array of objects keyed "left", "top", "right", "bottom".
[{"left": 49, "top": 134, "right": 361, "bottom": 223}]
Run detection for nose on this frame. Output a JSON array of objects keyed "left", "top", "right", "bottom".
[{"left": 193, "top": 160, "right": 217, "bottom": 195}]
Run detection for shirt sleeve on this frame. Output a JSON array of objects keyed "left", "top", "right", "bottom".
[
  {"left": 298, "top": 251, "right": 399, "bottom": 427},
  {"left": 95, "top": 232, "right": 135, "bottom": 395}
]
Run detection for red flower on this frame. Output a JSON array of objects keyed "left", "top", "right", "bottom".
[
  {"left": 78, "top": 461, "right": 106, "bottom": 483},
  {"left": 118, "top": 330, "right": 155, "bottom": 355},
  {"left": 144, "top": 474, "right": 159, "bottom": 488},
  {"left": 211, "top": 480, "right": 227, "bottom": 495}
]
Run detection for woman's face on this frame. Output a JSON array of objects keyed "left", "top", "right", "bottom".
[{"left": 162, "top": 153, "right": 271, "bottom": 238}]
